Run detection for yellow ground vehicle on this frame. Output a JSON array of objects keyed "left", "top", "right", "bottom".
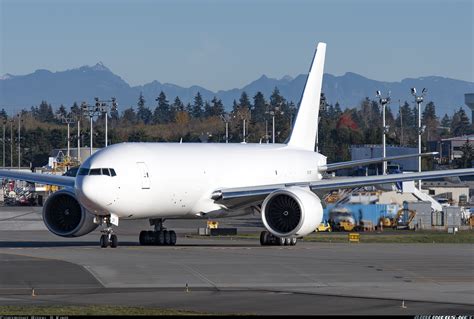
[
  {"left": 394, "top": 208, "right": 416, "bottom": 230},
  {"left": 316, "top": 220, "right": 332, "bottom": 232},
  {"left": 337, "top": 220, "right": 355, "bottom": 232},
  {"left": 378, "top": 217, "right": 395, "bottom": 228}
]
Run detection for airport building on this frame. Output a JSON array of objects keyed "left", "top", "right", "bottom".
[
  {"left": 427, "top": 135, "right": 474, "bottom": 165},
  {"left": 345, "top": 145, "right": 419, "bottom": 176}
]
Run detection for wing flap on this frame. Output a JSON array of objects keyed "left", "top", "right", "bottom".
[{"left": 0, "top": 169, "right": 75, "bottom": 188}]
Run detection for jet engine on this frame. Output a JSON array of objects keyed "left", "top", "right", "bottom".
[
  {"left": 42, "top": 189, "right": 98, "bottom": 237},
  {"left": 261, "top": 186, "right": 323, "bottom": 238}
]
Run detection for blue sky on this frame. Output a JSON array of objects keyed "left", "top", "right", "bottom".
[{"left": 1, "top": 0, "right": 472, "bottom": 91}]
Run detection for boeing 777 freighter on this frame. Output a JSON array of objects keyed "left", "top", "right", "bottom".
[{"left": 1, "top": 42, "right": 472, "bottom": 248}]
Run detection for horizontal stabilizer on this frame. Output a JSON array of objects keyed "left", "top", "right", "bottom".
[{"left": 319, "top": 152, "right": 438, "bottom": 172}]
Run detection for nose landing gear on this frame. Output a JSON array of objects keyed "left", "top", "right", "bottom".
[
  {"left": 139, "top": 218, "right": 177, "bottom": 246},
  {"left": 95, "top": 215, "right": 118, "bottom": 248}
]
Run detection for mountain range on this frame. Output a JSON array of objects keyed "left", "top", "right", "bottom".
[{"left": 1, "top": 62, "right": 473, "bottom": 118}]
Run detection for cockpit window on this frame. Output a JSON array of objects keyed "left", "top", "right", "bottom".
[
  {"left": 78, "top": 168, "right": 90, "bottom": 176},
  {"left": 89, "top": 168, "right": 101, "bottom": 175},
  {"left": 79, "top": 167, "right": 116, "bottom": 176}
]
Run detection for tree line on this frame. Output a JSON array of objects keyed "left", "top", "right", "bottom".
[{"left": 0, "top": 88, "right": 471, "bottom": 168}]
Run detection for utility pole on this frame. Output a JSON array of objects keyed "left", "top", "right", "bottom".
[
  {"left": 411, "top": 87, "right": 427, "bottom": 190},
  {"left": 235, "top": 108, "right": 250, "bottom": 143},
  {"left": 220, "top": 113, "right": 230, "bottom": 143},
  {"left": 376, "top": 91, "right": 390, "bottom": 175},
  {"left": 77, "top": 119, "right": 81, "bottom": 163},
  {"left": 399, "top": 99, "right": 403, "bottom": 146},
  {"left": 94, "top": 97, "right": 118, "bottom": 147},
  {"left": 9, "top": 119, "right": 13, "bottom": 168},
  {"left": 81, "top": 102, "right": 100, "bottom": 156},
  {"left": 17, "top": 113, "right": 21, "bottom": 168},
  {"left": 267, "top": 106, "right": 284, "bottom": 144},
  {"left": 2, "top": 120, "right": 5, "bottom": 167},
  {"left": 58, "top": 115, "right": 76, "bottom": 160}
]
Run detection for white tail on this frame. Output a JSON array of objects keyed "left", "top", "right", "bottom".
[{"left": 287, "top": 42, "right": 326, "bottom": 151}]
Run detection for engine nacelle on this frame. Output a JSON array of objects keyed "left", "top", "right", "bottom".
[
  {"left": 43, "top": 189, "right": 98, "bottom": 237},
  {"left": 261, "top": 187, "right": 323, "bottom": 238}
]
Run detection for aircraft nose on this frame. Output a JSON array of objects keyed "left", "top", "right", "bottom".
[{"left": 76, "top": 175, "right": 116, "bottom": 213}]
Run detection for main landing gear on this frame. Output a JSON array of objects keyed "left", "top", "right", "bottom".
[
  {"left": 139, "top": 218, "right": 177, "bottom": 246},
  {"left": 260, "top": 231, "right": 297, "bottom": 246}
]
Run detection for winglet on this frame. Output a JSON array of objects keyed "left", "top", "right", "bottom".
[{"left": 287, "top": 42, "right": 326, "bottom": 151}]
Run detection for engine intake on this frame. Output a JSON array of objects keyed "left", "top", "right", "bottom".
[
  {"left": 262, "top": 187, "right": 323, "bottom": 237},
  {"left": 43, "top": 189, "right": 98, "bottom": 237}
]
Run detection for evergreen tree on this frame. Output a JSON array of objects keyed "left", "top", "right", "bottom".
[
  {"left": 252, "top": 91, "right": 267, "bottom": 123},
  {"left": 0, "top": 108, "right": 7, "bottom": 120},
  {"left": 422, "top": 101, "right": 439, "bottom": 141},
  {"left": 136, "top": 92, "right": 152, "bottom": 124},
  {"left": 203, "top": 101, "right": 212, "bottom": 118},
  {"left": 172, "top": 96, "right": 185, "bottom": 112},
  {"left": 153, "top": 91, "right": 171, "bottom": 124},
  {"left": 451, "top": 107, "right": 470, "bottom": 136},
  {"left": 70, "top": 102, "right": 81, "bottom": 118},
  {"left": 191, "top": 92, "right": 204, "bottom": 118},
  {"left": 232, "top": 99, "right": 239, "bottom": 113},
  {"left": 37, "top": 101, "right": 55, "bottom": 122},
  {"left": 169, "top": 96, "right": 184, "bottom": 122},
  {"left": 238, "top": 91, "right": 252, "bottom": 110},
  {"left": 459, "top": 140, "right": 474, "bottom": 168},
  {"left": 269, "top": 87, "right": 286, "bottom": 111},
  {"left": 121, "top": 107, "right": 137, "bottom": 125},
  {"left": 210, "top": 97, "right": 225, "bottom": 117},
  {"left": 55, "top": 104, "right": 67, "bottom": 121},
  {"left": 441, "top": 114, "right": 451, "bottom": 128}
]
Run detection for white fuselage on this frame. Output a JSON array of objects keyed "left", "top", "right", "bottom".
[{"left": 75, "top": 142, "right": 326, "bottom": 219}]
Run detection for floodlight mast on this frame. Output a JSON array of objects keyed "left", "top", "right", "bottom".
[
  {"left": 376, "top": 91, "right": 391, "bottom": 175},
  {"left": 411, "top": 87, "right": 427, "bottom": 190},
  {"left": 220, "top": 113, "right": 231, "bottom": 143}
]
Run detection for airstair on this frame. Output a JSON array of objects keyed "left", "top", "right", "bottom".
[{"left": 402, "top": 180, "right": 443, "bottom": 212}]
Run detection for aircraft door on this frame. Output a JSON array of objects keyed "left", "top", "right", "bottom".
[{"left": 137, "top": 162, "right": 151, "bottom": 189}]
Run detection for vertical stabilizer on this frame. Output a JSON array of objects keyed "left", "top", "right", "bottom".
[{"left": 287, "top": 42, "right": 326, "bottom": 151}]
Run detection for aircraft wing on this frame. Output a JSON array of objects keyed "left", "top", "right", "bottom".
[
  {"left": 0, "top": 169, "right": 75, "bottom": 188},
  {"left": 212, "top": 168, "right": 474, "bottom": 209},
  {"left": 319, "top": 152, "right": 438, "bottom": 172}
]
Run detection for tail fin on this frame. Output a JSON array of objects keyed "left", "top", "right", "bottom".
[{"left": 287, "top": 42, "right": 326, "bottom": 151}]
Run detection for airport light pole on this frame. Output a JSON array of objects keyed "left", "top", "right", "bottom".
[
  {"left": 81, "top": 102, "right": 101, "bottom": 155},
  {"left": 9, "top": 119, "right": 13, "bottom": 167},
  {"left": 235, "top": 108, "right": 250, "bottom": 143},
  {"left": 77, "top": 119, "right": 81, "bottom": 163},
  {"left": 58, "top": 115, "right": 76, "bottom": 159},
  {"left": 17, "top": 113, "right": 22, "bottom": 168},
  {"left": 2, "top": 120, "right": 5, "bottom": 167},
  {"left": 398, "top": 99, "right": 403, "bottom": 146},
  {"left": 376, "top": 91, "right": 391, "bottom": 175},
  {"left": 411, "top": 87, "right": 427, "bottom": 190},
  {"left": 94, "top": 97, "right": 118, "bottom": 147},
  {"left": 220, "top": 113, "right": 231, "bottom": 143},
  {"left": 267, "top": 106, "right": 284, "bottom": 144}
]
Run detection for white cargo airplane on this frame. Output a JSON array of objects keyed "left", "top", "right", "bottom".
[{"left": 1, "top": 42, "right": 472, "bottom": 248}]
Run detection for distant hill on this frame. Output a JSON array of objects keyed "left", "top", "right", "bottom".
[{"left": 1, "top": 63, "right": 473, "bottom": 118}]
